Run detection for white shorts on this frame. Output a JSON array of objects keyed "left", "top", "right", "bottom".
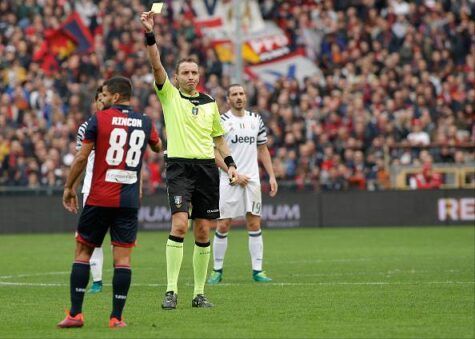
[
  {"left": 83, "top": 193, "right": 89, "bottom": 208},
  {"left": 219, "top": 180, "right": 262, "bottom": 219}
]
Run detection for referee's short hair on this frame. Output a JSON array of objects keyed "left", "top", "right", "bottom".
[
  {"left": 175, "top": 57, "right": 199, "bottom": 74},
  {"left": 103, "top": 76, "right": 132, "bottom": 100},
  {"left": 226, "top": 83, "right": 244, "bottom": 97}
]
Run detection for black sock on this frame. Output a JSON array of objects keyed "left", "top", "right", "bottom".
[
  {"left": 70, "top": 261, "right": 90, "bottom": 316},
  {"left": 111, "top": 267, "right": 132, "bottom": 320}
]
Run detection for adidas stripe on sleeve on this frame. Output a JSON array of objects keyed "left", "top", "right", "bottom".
[
  {"left": 76, "top": 121, "right": 88, "bottom": 151},
  {"left": 257, "top": 115, "right": 267, "bottom": 145}
]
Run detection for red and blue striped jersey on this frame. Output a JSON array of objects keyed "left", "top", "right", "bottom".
[{"left": 83, "top": 105, "right": 159, "bottom": 208}]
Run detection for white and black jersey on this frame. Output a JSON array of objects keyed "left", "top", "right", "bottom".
[
  {"left": 76, "top": 120, "right": 95, "bottom": 195},
  {"left": 220, "top": 110, "right": 267, "bottom": 183}
]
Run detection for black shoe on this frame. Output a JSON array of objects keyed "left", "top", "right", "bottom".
[
  {"left": 191, "top": 294, "right": 214, "bottom": 308},
  {"left": 161, "top": 291, "right": 177, "bottom": 310}
]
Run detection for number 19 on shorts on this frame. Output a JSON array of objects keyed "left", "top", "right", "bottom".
[
  {"left": 106, "top": 128, "right": 145, "bottom": 167},
  {"left": 252, "top": 201, "right": 261, "bottom": 214}
]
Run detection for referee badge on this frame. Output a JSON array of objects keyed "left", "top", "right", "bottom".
[
  {"left": 174, "top": 196, "right": 182, "bottom": 208},
  {"left": 191, "top": 107, "right": 198, "bottom": 116}
]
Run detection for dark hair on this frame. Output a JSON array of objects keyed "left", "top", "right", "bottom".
[
  {"left": 94, "top": 85, "right": 103, "bottom": 101},
  {"left": 103, "top": 76, "right": 132, "bottom": 100},
  {"left": 226, "top": 83, "right": 244, "bottom": 97},
  {"left": 175, "top": 57, "right": 199, "bottom": 74}
]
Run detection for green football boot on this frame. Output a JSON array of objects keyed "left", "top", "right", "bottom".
[
  {"left": 88, "top": 281, "right": 103, "bottom": 293},
  {"left": 207, "top": 270, "right": 223, "bottom": 285},
  {"left": 252, "top": 271, "right": 272, "bottom": 282}
]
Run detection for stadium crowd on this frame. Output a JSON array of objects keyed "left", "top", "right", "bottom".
[{"left": 0, "top": 0, "right": 474, "bottom": 192}]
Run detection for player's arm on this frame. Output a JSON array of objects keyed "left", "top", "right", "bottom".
[
  {"left": 72, "top": 124, "right": 86, "bottom": 191},
  {"left": 140, "top": 11, "right": 167, "bottom": 86},
  {"left": 71, "top": 153, "right": 85, "bottom": 191},
  {"left": 258, "top": 144, "right": 278, "bottom": 197},
  {"left": 148, "top": 120, "right": 162, "bottom": 153},
  {"left": 150, "top": 137, "right": 162, "bottom": 153},
  {"left": 63, "top": 142, "right": 94, "bottom": 213},
  {"left": 213, "top": 135, "right": 238, "bottom": 183}
]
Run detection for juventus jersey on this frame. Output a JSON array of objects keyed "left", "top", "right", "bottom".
[
  {"left": 76, "top": 120, "right": 95, "bottom": 195},
  {"left": 220, "top": 110, "right": 267, "bottom": 182}
]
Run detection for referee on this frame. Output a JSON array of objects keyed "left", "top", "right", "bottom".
[{"left": 140, "top": 11, "right": 238, "bottom": 309}]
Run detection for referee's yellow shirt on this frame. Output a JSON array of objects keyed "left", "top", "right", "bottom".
[{"left": 154, "top": 77, "right": 224, "bottom": 159}]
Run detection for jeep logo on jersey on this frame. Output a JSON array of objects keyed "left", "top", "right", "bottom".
[
  {"left": 174, "top": 196, "right": 182, "bottom": 208},
  {"left": 191, "top": 107, "right": 198, "bottom": 115},
  {"left": 231, "top": 135, "right": 256, "bottom": 144}
]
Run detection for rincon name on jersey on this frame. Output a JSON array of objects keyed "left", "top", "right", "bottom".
[{"left": 112, "top": 117, "right": 143, "bottom": 127}]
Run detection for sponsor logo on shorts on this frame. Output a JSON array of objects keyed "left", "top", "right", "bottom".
[
  {"left": 207, "top": 209, "right": 219, "bottom": 213},
  {"left": 174, "top": 196, "right": 183, "bottom": 208}
]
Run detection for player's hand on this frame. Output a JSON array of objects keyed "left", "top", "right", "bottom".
[
  {"left": 140, "top": 11, "right": 155, "bottom": 32},
  {"left": 228, "top": 166, "right": 238, "bottom": 185},
  {"left": 235, "top": 173, "right": 250, "bottom": 187},
  {"left": 269, "top": 176, "right": 278, "bottom": 197},
  {"left": 63, "top": 187, "right": 79, "bottom": 214}
]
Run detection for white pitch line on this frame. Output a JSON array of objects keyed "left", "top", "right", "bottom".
[
  {"left": 1, "top": 268, "right": 469, "bottom": 281},
  {"left": 1, "top": 281, "right": 473, "bottom": 288},
  {"left": 0, "top": 271, "right": 70, "bottom": 279},
  {"left": 290, "top": 269, "right": 469, "bottom": 277},
  {"left": 0, "top": 281, "right": 65, "bottom": 287}
]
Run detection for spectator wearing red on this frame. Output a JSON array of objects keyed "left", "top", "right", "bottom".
[{"left": 410, "top": 163, "right": 443, "bottom": 190}]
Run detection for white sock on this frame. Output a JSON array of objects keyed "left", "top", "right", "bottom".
[
  {"left": 248, "top": 230, "right": 263, "bottom": 272},
  {"left": 90, "top": 247, "right": 104, "bottom": 282},
  {"left": 212, "top": 231, "right": 228, "bottom": 271}
]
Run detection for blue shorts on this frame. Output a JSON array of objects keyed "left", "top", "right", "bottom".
[{"left": 76, "top": 205, "right": 138, "bottom": 248}]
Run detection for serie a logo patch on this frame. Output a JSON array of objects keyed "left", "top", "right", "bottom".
[
  {"left": 174, "top": 196, "right": 182, "bottom": 208},
  {"left": 191, "top": 107, "right": 198, "bottom": 116}
]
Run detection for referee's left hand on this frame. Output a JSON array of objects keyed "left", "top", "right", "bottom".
[{"left": 63, "top": 187, "right": 79, "bottom": 214}]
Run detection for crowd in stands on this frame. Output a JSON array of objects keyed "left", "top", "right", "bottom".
[{"left": 0, "top": 0, "right": 473, "bottom": 192}]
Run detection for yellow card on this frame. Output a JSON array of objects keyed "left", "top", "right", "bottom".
[{"left": 151, "top": 2, "right": 164, "bottom": 14}]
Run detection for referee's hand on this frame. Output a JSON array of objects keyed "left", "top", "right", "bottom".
[
  {"left": 228, "top": 167, "right": 238, "bottom": 186},
  {"left": 140, "top": 11, "right": 154, "bottom": 32}
]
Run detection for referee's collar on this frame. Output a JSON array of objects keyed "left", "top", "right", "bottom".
[{"left": 111, "top": 104, "right": 133, "bottom": 113}]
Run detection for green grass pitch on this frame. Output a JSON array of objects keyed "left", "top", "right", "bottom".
[{"left": 0, "top": 226, "right": 473, "bottom": 338}]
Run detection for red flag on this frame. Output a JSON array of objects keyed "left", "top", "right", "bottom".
[{"left": 32, "top": 12, "right": 93, "bottom": 74}]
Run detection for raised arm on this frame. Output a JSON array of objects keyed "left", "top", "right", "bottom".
[{"left": 140, "top": 11, "right": 167, "bottom": 86}]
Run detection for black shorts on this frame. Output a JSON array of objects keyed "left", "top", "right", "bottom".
[
  {"left": 166, "top": 158, "right": 220, "bottom": 219},
  {"left": 76, "top": 205, "right": 138, "bottom": 248}
]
